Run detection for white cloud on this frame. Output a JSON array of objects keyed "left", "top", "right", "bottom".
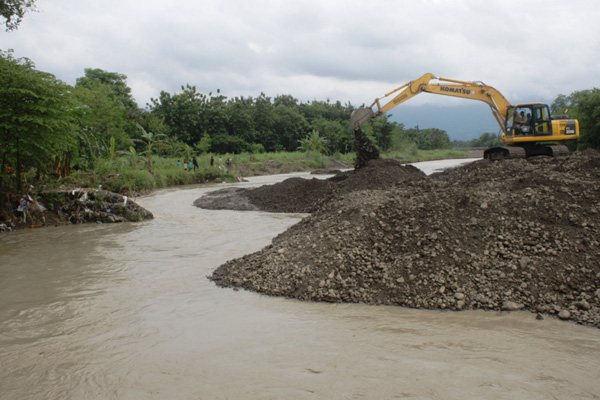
[{"left": 1, "top": 0, "right": 599, "bottom": 111}]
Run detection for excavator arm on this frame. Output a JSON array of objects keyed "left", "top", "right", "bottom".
[{"left": 350, "top": 73, "right": 512, "bottom": 133}]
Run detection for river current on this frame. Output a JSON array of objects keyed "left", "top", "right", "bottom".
[{"left": 1, "top": 159, "right": 599, "bottom": 399}]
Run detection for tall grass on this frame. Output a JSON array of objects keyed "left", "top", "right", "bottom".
[
  {"left": 61, "top": 152, "right": 353, "bottom": 195},
  {"left": 60, "top": 149, "right": 468, "bottom": 195}
]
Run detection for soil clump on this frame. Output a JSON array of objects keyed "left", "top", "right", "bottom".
[
  {"left": 210, "top": 150, "right": 600, "bottom": 328},
  {"left": 353, "top": 126, "right": 380, "bottom": 169}
]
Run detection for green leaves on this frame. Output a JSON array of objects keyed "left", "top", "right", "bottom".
[
  {"left": 0, "top": 50, "right": 75, "bottom": 189},
  {"left": 0, "top": 0, "right": 36, "bottom": 31},
  {"left": 298, "top": 129, "right": 328, "bottom": 155},
  {"left": 552, "top": 88, "right": 600, "bottom": 150}
]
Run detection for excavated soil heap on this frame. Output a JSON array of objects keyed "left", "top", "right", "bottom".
[
  {"left": 210, "top": 151, "right": 600, "bottom": 328},
  {"left": 194, "top": 159, "right": 425, "bottom": 213},
  {"left": 353, "top": 126, "right": 380, "bottom": 169}
]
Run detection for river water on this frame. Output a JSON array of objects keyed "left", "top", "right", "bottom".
[{"left": 1, "top": 159, "right": 599, "bottom": 400}]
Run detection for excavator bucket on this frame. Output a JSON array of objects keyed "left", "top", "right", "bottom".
[{"left": 350, "top": 107, "right": 374, "bottom": 130}]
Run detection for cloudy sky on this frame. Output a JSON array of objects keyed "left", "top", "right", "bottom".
[{"left": 1, "top": 0, "right": 599, "bottom": 137}]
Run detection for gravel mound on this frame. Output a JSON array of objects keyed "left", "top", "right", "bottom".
[
  {"left": 195, "top": 158, "right": 425, "bottom": 213},
  {"left": 210, "top": 150, "right": 600, "bottom": 328}
]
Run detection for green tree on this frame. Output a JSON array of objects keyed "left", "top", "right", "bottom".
[
  {"left": 298, "top": 129, "right": 328, "bottom": 155},
  {"left": 310, "top": 117, "right": 352, "bottom": 153},
  {"left": 370, "top": 114, "right": 396, "bottom": 151},
  {"left": 149, "top": 85, "right": 207, "bottom": 144},
  {"left": 273, "top": 104, "right": 309, "bottom": 151},
  {"left": 194, "top": 133, "right": 211, "bottom": 154},
  {"left": 422, "top": 128, "right": 451, "bottom": 150},
  {"left": 76, "top": 68, "right": 138, "bottom": 112},
  {"left": 132, "top": 124, "right": 167, "bottom": 173},
  {"left": 252, "top": 93, "right": 277, "bottom": 151},
  {"left": 225, "top": 96, "right": 257, "bottom": 145},
  {"left": 72, "top": 81, "right": 133, "bottom": 166},
  {"left": 1, "top": 0, "right": 36, "bottom": 31},
  {"left": 0, "top": 50, "right": 74, "bottom": 190},
  {"left": 552, "top": 89, "right": 600, "bottom": 150}
]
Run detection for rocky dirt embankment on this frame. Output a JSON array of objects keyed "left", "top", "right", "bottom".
[
  {"left": 209, "top": 151, "right": 600, "bottom": 328},
  {"left": 0, "top": 189, "right": 153, "bottom": 232}
]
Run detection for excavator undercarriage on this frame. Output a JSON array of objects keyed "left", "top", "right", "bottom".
[{"left": 483, "top": 144, "right": 570, "bottom": 160}]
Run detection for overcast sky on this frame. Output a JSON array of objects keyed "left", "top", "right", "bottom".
[{"left": 2, "top": 0, "right": 599, "bottom": 111}]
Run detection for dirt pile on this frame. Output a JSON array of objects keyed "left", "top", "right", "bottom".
[
  {"left": 210, "top": 151, "right": 600, "bottom": 327},
  {"left": 194, "top": 158, "right": 424, "bottom": 213},
  {"left": 353, "top": 126, "right": 380, "bottom": 169}
]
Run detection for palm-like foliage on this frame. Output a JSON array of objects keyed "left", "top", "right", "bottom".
[
  {"left": 133, "top": 124, "right": 168, "bottom": 173},
  {"left": 297, "top": 129, "right": 328, "bottom": 155}
]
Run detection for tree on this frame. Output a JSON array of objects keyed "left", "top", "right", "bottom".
[
  {"left": 370, "top": 114, "right": 396, "bottom": 151},
  {"left": 252, "top": 93, "right": 277, "bottom": 151},
  {"left": 273, "top": 104, "right": 309, "bottom": 151},
  {"left": 225, "top": 96, "right": 256, "bottom": 145},
  {"left": 148, "top": 85, "right": 207, "bottom": 145},
  {"left": 1, "top": 0, "right": 36, "bottom": 31},
  {"left": 0, "top": 50, "right": 74, "bottom": 190},
  {"left": 298, "top": 129, "right": 328, "bottom": 155},
  {"left": 76, "top": 68, "right": 138, "bottom": 112},
  {"left": 72, "top": 81, "right": 133, "bottom": 166},
  {"left": 310, "top": 117, "right": 352, "bottom": 153},
  {"left": 132, "top": 124, "right": 167, "bottom": 173},
  {"left": 552, "top": 89, "right": 600, "bottom": 150}
]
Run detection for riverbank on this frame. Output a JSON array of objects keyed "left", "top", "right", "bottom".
[
  {"left": 0, "top": 148, "right": 477, "bottom": 232},
  {"left": 0, "top": 155, "right": 353, "bottom": 232}
]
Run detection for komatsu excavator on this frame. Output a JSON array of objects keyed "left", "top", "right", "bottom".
[{"left": 350, "top": 73, "right": 580, "bottom": 159}]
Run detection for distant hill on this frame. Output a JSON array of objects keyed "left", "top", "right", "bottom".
[{"left": 387, "top": 103, "right": 501, "bottom": 141}]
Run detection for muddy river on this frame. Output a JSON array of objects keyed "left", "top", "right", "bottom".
[{"left": 1, "top": 159, "right": 599, "bottom": 399}]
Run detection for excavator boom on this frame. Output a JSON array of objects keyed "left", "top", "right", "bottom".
[{"left": 351, "top": 73, "right": 511, "bottom": 132}]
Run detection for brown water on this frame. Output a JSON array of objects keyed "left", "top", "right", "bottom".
[{"left": 1, "top": 164, "right": 599, "bottom": 399}]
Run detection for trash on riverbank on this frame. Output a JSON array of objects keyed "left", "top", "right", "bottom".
[{"left": 1, "top": 188, "right": 153, "bottom": 231}]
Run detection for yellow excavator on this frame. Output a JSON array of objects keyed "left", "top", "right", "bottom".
[{"left": 350, "top": 73, "right": 580, "bottom": 159}]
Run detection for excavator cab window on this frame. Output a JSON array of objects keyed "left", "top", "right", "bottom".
[
  {"left": 511, "top": 106, "right": 533, "bottom": 135},
  {"left": 505, "top": 108, "right": 516, "bottom": 137},
  {"left": 532, "top": 105, "right": 551, "bottom": 135}
]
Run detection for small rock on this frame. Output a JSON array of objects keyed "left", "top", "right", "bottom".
[{"left": 558, "top": 310, "right": 571, "bottom": 320}]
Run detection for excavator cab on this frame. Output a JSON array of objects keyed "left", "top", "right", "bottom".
[{"left": 505, "top": 104, "right": 552, "bottom": 137}]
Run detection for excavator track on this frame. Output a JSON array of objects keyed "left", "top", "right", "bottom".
[
  {"left": 483, "top": 145, "right": 570, "bottom": 160},
  {"left": 546, "top": 145, "right": 570, "bottom": 157},
  {"left": 483, "top": 146, "right": 526, "bottom": 160}
]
